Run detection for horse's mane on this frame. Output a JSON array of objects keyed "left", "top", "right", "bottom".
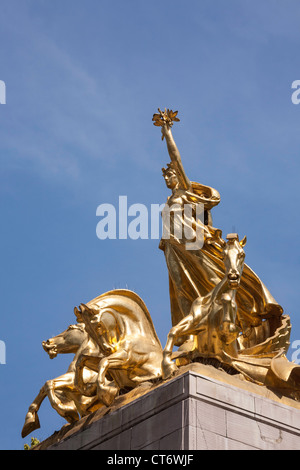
[{"left": 86, "top": 289, "right": 162, "bottom": 347}]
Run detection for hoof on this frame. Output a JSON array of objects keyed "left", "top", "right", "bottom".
[
  {"left": 98, "top": 382, "right": 119, "bottom": 407},
  {"left": 162, "top": 360, "right": 178, "bottom": 380},
  {"left": 22, "top": 411, "right": 40, "bottom": 438}
]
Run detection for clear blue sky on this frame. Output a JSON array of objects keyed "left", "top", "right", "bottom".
[{"left": 1, "top": 0, "right": 300, "bottom": 449}]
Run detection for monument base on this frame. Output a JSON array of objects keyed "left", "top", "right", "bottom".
[{"left": 34, "top": 363, "right": 300, "bottom": 450}]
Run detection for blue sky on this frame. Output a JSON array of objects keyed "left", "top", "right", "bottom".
[{"left": 1, "top": 0, "right": 300, "bottom": 449}]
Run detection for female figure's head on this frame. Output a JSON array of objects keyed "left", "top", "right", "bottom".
[{"left": 162, "top": 164, "right": 179, "bottom": 190}]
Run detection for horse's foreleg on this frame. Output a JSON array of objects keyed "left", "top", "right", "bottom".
[
  {"left": 221, "top": 293, "right": 233, "bottom": 324},
  {"left": 162, "top": 312, "right": 199, "bottom": 379},
  {"left": 22, "top": 386, "right": 47, "bottom": 437},
  {"left": 97, "top": 348, "right": 128, "bottom": 407},
  {"left": 74, "top": 355, "right": 97, "bottom": 398},
  {"left": 44, "top": 375, "right": 79, "bottom": 423},
  {"left": 219, "top": 293, "right": 239, "bottom": 345}
]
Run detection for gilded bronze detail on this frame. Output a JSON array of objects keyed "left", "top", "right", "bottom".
[
  {"left": 22, "top": 290, "right": 162, "bottom": 437},
  {"left": 22, "top": 323, "right": 102, "bottom": 438},
  {"left": 73, "top": 289, "right": 163, "bottom": 407},
  {"left": 22, "top": 108, "right": 300, "bottom": 438},
  {"left": 155, "top": 108, "right": 300, "bottom": 398},
  {"left": 162, "top": 233, "right": 246, "bottom": 379}
]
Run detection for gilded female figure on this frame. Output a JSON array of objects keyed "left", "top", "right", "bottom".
[{"left": 153, "top": 109, "right": 285, "bottom": 353}]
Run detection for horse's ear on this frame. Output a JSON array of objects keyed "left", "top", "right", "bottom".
[
  {"left": 74, "top": 306, "right": 83, "bottom": 322},
  {"left": 239, "top": 235, "right": 247, "bottom": 247}
]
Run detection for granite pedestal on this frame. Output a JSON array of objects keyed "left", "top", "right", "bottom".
[{"left": 35, "top": 363, "right": 300, "bottom": 450}]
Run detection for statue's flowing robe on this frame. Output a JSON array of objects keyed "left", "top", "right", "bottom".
[
  {"left": 160, "top": 181, "right": 282, "bottom": 332},
  {"left": 160, "top": 182, "right": 300, "bottom": 396}
]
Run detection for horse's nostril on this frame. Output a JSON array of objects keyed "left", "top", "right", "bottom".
[
  {"left": 228, "top": 273, "right": 239, "bottom": 280},
  {"left": 42, "top": 339, "right": 52, "bottom": 350}
]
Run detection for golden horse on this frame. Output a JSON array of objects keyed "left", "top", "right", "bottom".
[
  {"left": 22, "top": 323, "right": 101, "bottom": 438},
  {"left": 74, "top": 289, "right": 163, "bottom": 406},
  {"left": 162, "top": 234, "right": 247, "bottom": 379}
]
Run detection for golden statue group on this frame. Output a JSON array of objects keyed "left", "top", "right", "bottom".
[{"left": 22, "top": 109, "right": 300, "bottom": 438}]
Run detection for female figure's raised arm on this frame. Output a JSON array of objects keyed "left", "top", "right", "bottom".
[{"left": 153, "top": 109, "right": 191, "bottom": 190}]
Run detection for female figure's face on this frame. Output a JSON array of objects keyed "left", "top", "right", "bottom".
[{"left": 164, "top": 171, "right": 178, "bottom": 190}]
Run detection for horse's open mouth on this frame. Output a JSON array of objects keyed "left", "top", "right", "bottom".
[{"left": 42, "top": 340, "right": 58, "bottom": 359}]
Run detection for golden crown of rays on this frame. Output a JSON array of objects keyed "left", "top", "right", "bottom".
[{"left": 152, "top": 108, "right": 180, "bottom": 128}]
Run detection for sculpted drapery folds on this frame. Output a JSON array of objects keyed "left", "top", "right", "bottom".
[{"left": 154, "top": 109, "right": 284, "bottom": 340}]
